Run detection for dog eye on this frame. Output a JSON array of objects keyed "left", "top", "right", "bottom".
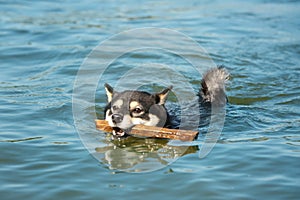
[{"left": 133, "top": 107, "right": 143, "bottom": 114}]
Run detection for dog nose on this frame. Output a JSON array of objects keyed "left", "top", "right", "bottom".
[{"left": 112, "top": 114, "right": 123, "bottom": 124}]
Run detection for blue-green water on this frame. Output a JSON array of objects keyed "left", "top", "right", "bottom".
[{"left": 1, "top": 0, "right": 300, "bottom": 199}]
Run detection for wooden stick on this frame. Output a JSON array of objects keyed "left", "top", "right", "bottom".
[{"left": 95, "top": 119, "right": 198, "bottom": 141}]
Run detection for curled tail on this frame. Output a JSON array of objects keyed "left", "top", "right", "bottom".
[{"left": 200, "top": 67, "right": 230, "bottom": 106}]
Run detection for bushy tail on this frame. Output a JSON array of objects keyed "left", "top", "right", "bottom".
[{"left": 200, "top": 67, "right": 230, "bottom": 106}]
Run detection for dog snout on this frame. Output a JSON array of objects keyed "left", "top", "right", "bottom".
[{"left": 112, "top": 114, "right": 123, "bottom": 124}]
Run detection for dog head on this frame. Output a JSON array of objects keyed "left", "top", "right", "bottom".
[{"left": 104, "top": 83, "right": 172, "bottom": 136}]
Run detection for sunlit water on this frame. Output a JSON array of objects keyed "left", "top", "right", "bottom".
[{"left": 1, "top": 0, "right": 300, "bottom": 199}]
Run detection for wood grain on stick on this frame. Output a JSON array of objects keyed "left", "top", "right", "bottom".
[{"left": 95, "top": 119, "right": 198, "bottom": 141}]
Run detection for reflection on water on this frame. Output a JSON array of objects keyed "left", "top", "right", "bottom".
[{"left": 93, "top": 136, "right": 198, "bottom": 172}]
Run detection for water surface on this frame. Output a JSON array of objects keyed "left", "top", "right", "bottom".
[{"left": 1, "top": 0, "right": 299, "bottom": 199}]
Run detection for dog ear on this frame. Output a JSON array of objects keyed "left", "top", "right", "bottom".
[
  {"left": 155, "top": 86, "right": 173, "bottom": 105},
  {"left": 104, "top": 83, "right": 114, "bottom": 102}
]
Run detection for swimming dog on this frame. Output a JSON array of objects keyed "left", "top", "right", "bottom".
[{"left": 104, "top": 67, "right": 229, "bottom": 137}]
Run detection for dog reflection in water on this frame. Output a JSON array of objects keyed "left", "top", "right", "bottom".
[{"left": 94, "top": 137, "right": 198, "bottom": 171}]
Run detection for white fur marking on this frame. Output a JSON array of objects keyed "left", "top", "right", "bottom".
[
  {"left": 131, "top": 114, "right": 160, "bottom": 127},
  {"left": 144, "top": 114, "right": 160, "bottom": 126},
  {"left": 130, "top": 101, "right": 140, "bottom": 110},
  {"left": 113, "top": 99, "right": 123, "bottom": 109}
]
